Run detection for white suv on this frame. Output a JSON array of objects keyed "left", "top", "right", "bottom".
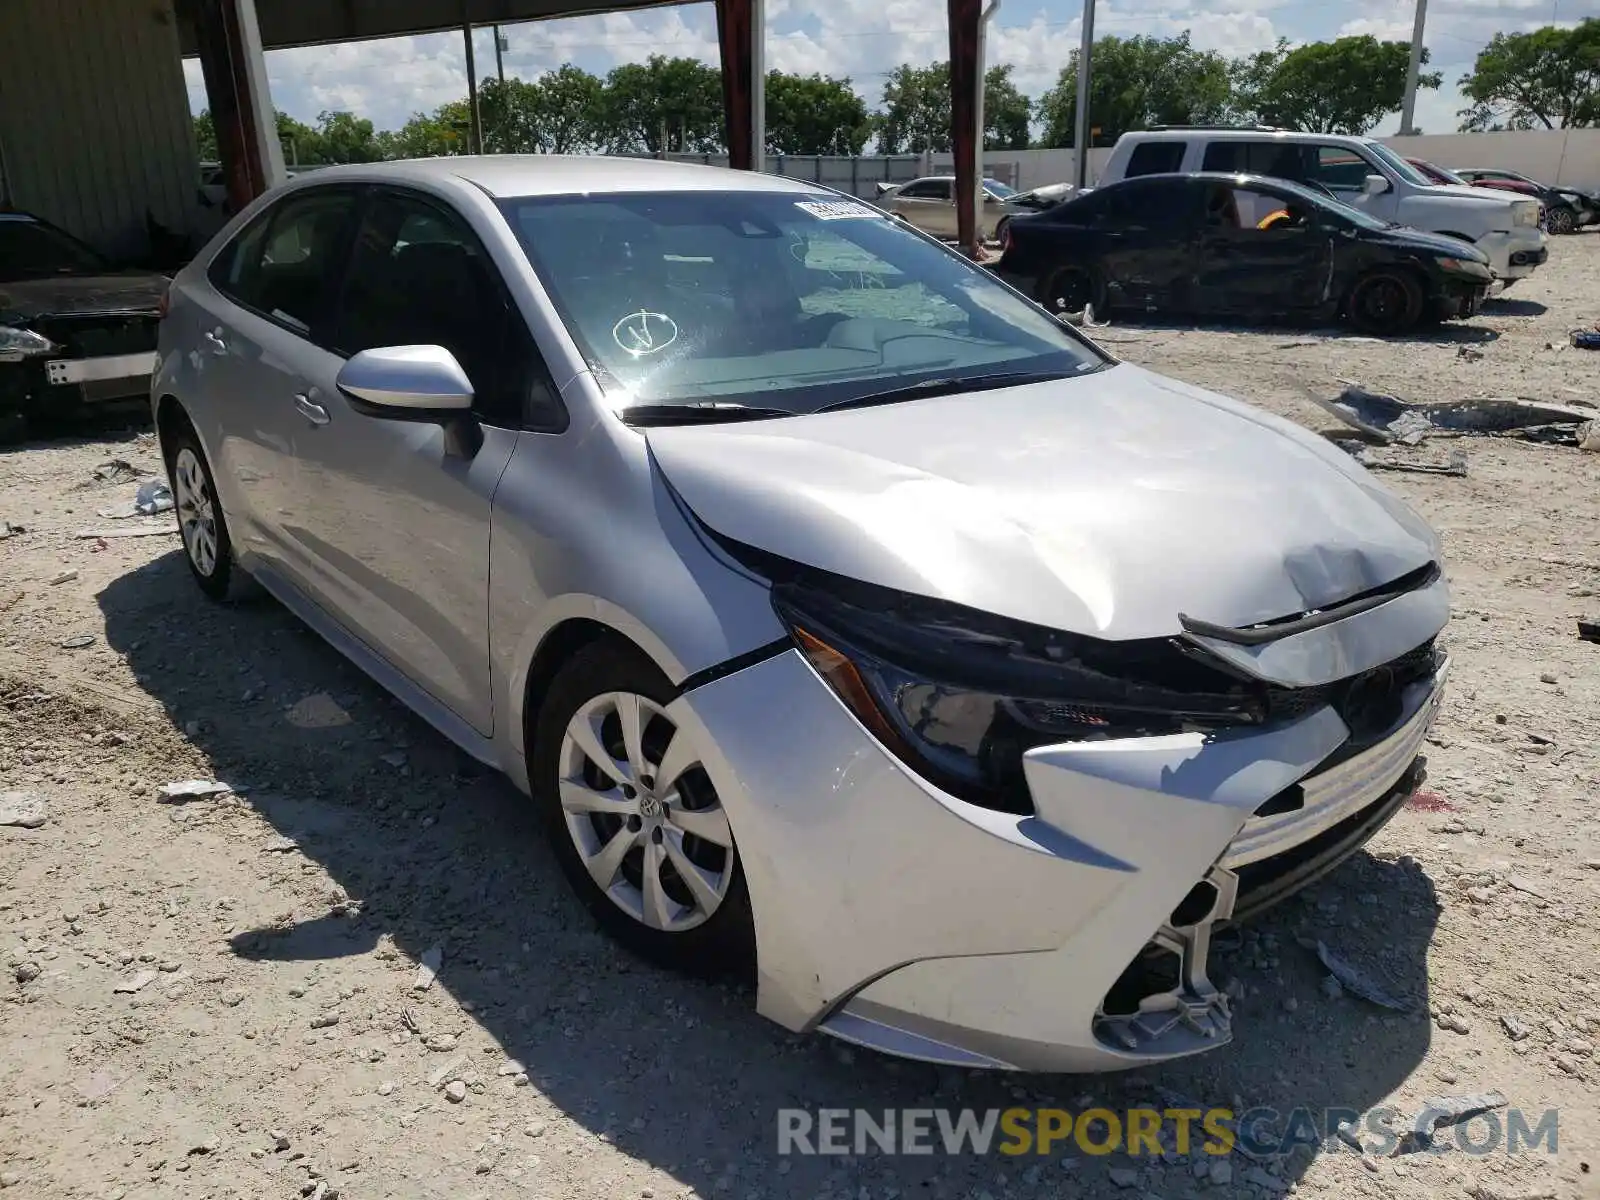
[{"left": 1099, "top": 129, "right": 1549, "bottom": 285}]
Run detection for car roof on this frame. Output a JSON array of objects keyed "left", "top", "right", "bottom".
[
  {"left": 1120, "top": 128, "right": 1373, "bottom": 146},
  {"left": 281, "top": 154, "right": 828, "bottom": 199},
  {"left": 1102, "top": 171, "right": 1320, "bottom": 196}
]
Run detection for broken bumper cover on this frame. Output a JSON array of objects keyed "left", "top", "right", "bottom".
[
  {"left": 1477, "top": 230, "right": 1548, "bottom": 279},
  {"left": 667, "top": 641, "right": 1448, "bottom": 1073}
]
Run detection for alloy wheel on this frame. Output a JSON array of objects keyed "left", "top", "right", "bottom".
[
  {"left": 557, "top": 691, "right": 734, "bottom": 933},
  {"left": 173, "top": 446, "right": 219, "bottom": 577},
  {"left": 1547, "top": 206, "right": 1577, "bottom": 235}
]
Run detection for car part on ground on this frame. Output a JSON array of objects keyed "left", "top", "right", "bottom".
[
  {"left": 0, "top": 211, "right": 165, "bottom": 443},
  {"left": 997, "top": 172, "right": 1493, "bottom": 336},
  {"left": 1096, "top": 130, "right": 1548, "bottom": 284},
  {"left": 152, "top": 153, "right": 1450, "bottom": 1072}
]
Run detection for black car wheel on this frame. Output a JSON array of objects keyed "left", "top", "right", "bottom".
[
  {"left": 1347, "top": 270, "right": 1424, "bottom": 336},
  {"left": 1037, "top": 265, "right": 1104, "bottom": 315},
  {"left": 1547, "top": 205, "right": 1578, "bottom": 235}
]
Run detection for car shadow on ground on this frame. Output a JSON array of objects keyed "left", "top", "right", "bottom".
[
  {"left": 97, "top": 550, "right": 1441, "bottom": 1198},
  {"left": 1480, "top": 296, "right": 1550, "bottom": 317},
  {"left": 1102, "top": 316, "right": 1502, "bottom": 347}
]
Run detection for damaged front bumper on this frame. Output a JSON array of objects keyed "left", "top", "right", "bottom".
[{"left": 666, "top": 618, "right": 1448, "bottom": 1072}]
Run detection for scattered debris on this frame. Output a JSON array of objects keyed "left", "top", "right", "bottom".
[
  {"left": 113, "top": 971, "right": 158, "bottom": 995},
  {"left": 496, "top": 1059, "right": 526, "bottom": 1077},
  {"left": 261, "top": 835, "right": 299, "bottom": 854},
  {"left": 48, "top": 570, "right": 78, "bottom": 586},
  {"left": 444, "top": 1080, "right": 468, "bottom": 1104},
  {"left": 1580, "top": 619, "right": 1600, "bottom": 644},
  {"left": 1394, "top": 1091, "right": 1507, "bottom": 1155},
  {"left": 379, "top": 750, "right": 408, "bottom": 769},
  {"left": 135, "top": 480, "right": 174, "bottom": 514},
  {"left": 1315, "top": 382, "right": 1597, "bottom": 448},
  {"left": 13, "top": 962, "right": 41, "bottom": 984},
  {"left": 0, "top": 520, "right": 22, "bottom": 539},
  {"left": 1315, "top": 940, "right": 1412, "bottom": 1011},
  {"left": 1457, "top": 344, "right": 1485, "bottom": 362},
  {"left": 59, "top": 635, "right": 96, "bottom": 650},
  {"left": 156, "top": 780, "right": 232, "bottom": 804},
  {"left": 0, "top": 791, "right": 48, "bottom": 829},
  {"left": 1505, "top": 874, "right": 1550, "bottom": 901},
  {"left": 309, "top": 1012, "right": 341, "bottom": 1029},
  {"left": 1500, "top": 1014, "right": 1532, "bottom": 1041},
  {"left": 413, "top": 945, "right": 443, "bottom": 992},
  {"left": 1569, "top": 329, "right": 1600, "bottom": 350},
  {"left": 91, "top": 459, "right": 150, "bottom": 484},
  {"left": 1355, "top": 446, "right": 1469, "bottom": 477}
]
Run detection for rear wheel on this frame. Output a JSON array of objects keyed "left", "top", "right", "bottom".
[
  {"left": 1346, "top": 269, "right": 1423, "bottom": 336},
  {"left": 163, "top": 422, "right": 246, "bottom": 601},
  {"left": 531, "top": 641, "right": 755, "bottom": 979},
  {"left": 1546, "top": 205, "right": 1578, "bottom": 235},
  {"left": 1036, "top": 265, "right": 1104, "bottom": 316}
]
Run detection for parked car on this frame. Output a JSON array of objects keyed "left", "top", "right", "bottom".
[
  {"left": 0, "top": 210, "right": 165, "bottom": 442},
  {"left": 155, "top": 156, "right": 1449, "bottom": 1073},
  {"left": 998, "top": 172, "right": 1494, "bottom": 335},
  {"left": 1099, "top": 128, "right": 1547, "bottom": 286},
  {"left": 876, "top": 174, "right": 1024, "bottom": 240},
  {"left": 1407, "top": 159, "right": 1549, "bottom": 233},
  {"left": 1451, "top": 168, "right": 1599, "bottom": 236}
]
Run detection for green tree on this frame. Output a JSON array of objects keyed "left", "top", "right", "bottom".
[
  {"left": 602, "top": 55, "right": 725, "bottom": 153},
  {"left": 1458, "top": 19, "right": 1600, "bottom": 130},
  {"left": 531, "top": 64, "right": 607, "bottom": 153},
  {"left": 1036, "top": 33, "right": 1232, "bottom": 147},
  {"left": 378, "top": 101, "right": 473, "bottom": 159},
  {"left": 275, "top": 111, "right": 323, "bottom": 164},
  {"left": 1232, "top": 36, "right": 1440, "bottom": 135},
  {"left": 764, "top": 71, "right": 871, "bottom": 155},
  {"left": 477, "top": 77, "right": 545, "bottom": 152},
  {"left": 313, "top": 110, "right": 383, "bottom": 162},
  {"left": 875, "top": 62, "right": 1032, "bottom": 153},
  {"left": 193, "top": 110, "right": 218, "bottom": 159}
]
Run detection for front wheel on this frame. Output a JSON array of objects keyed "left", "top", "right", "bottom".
[
  {"left": 1346, "top": 270, "right": 1423, "bottom": 336},
  {"left": 1547, "top": 205, "right": 1578, "bottom": 236},
  {"left": 1036, "top": 265, "right": 1105, "bottom": 316},
  {"left": 531, "top": 641, "right": 755, "bottom": 979}
]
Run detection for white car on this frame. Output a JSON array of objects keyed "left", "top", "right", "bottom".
[
  {"left": 1100, "top": 128, "right": 1549, "bottom": 284},
  {"left": 153, "top": 155, "right": 1449, "bottom": 1072},
  {"left": 877, "top": 175, "right": 1024, "bottom": 241}
]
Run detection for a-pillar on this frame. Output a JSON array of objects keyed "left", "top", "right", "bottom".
[
  {"left": 948, "top": 0, "right": 982, "bottom": 256},
  {"left": 716, "top": 0, "right": 764, "bottom": 172},
  {"left": 190, "top": 0, "right": 284, "bottom": 211}
]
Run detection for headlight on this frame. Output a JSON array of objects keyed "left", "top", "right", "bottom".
[
  {"left": 1436, "top": 256, "right": 1492, "bottom": 278},
  {"left": 0, "top": 326, "right": 57, "bottom": 360},
  {"left": 772, "top": 577, "right": 1266, "bottom": 813},
  {"left": 1512, "top": 201, "right": 1540, "bottom": 228}
]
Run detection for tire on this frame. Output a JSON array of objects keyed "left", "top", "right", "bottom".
[
  {"left": 531, "top": 640, "right": 756, "bottom": 980},
  {"left": 0, "top": 410, "right": 26, "bottom": 446},
  {"left": 162, "top": 419, "right": 245, "bottom": 601},
  {"left": 1547, "top": 205, "right": 1578, "bottom": 235},
  {"left": 1346, "top": 269, "right": 1424, "bottom": 336},
  {"left": 1036, "top": 264, "right": 1105, "bottom": 315},
  {"left": 994, "top": 216, "right": 1011, "bottom": 245}
]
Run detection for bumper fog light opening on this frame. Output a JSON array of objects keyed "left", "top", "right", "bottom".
[{"left": 1095, "top": 867, "right": 1238, "bottom": 1054}]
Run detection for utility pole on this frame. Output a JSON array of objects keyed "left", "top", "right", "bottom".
[
  {"left": 750, "top": 0, "right": 766, "bottom": 172},
  {"left": 1072, "top": 0, "right": 1096, "bottom": 190},
  {"left": 1399, "top": 0, "right": 1428, "bottom": 136},
  {"left": 462, "top": 14, "right": 483, "bottom": 154},
  {"left": 973, "top": 0, "right": 1000, "bottom": 242},
  {"left": 494, "top": 25, "right": 507, "bottom": 84}
]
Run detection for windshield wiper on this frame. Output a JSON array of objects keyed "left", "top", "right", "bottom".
[
  {"left": 619, "top": 402, "right": 795, "bottom": 427},
  {"left": 813, "top": 370, "right": 1077, "bottom": 414}
]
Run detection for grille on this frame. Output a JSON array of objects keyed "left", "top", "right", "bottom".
[{"left": 1261, "top": 639, "right": 1438, "bottom": 736}]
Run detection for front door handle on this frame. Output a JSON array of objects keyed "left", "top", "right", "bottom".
[
  {"left": 203, "top": 328, "right": 227, "bottom": 355},
  {"left": 294, "top": 393, "right": 330, "bottom": 426}
]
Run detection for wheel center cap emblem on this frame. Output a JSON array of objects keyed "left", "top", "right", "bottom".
[{"left": 638, "top": 793, "right": 663, "bottom": 819}]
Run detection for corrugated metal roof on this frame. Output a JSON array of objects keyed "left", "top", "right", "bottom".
[{"left": 0, "top": 0, "right": 198, "bottom": 258}]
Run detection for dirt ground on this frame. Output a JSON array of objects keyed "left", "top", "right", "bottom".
[{"left": 3, "top": 237, "right": 1600, "bottom": 1200}]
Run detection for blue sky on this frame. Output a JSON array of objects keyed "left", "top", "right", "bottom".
[{"left": 183, "top": 0, "right": 1594, "bottom": 141}]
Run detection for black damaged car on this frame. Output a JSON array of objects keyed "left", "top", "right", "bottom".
[
  {"left": 996, "top": 172, "right": 1495, "bottom": 336},
  {"left": 1, "top": 211, "right": 166, "bottom": 442}
]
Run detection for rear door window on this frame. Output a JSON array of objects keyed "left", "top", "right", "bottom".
[
  {"left": 208, "top": 187, "right": 359, "bottom": 338},
  {"left": 1310, "top": 146, "right": 1374, "bottom": 194},
  {"left": 1099, "top": 179, "right": 1183, "bottom": 225},
  {"left": 1201, "top": 140, "right": 1313, "bottom": 182},
  {"left": 900, "top": 180, "right": 952, "bottom": 201},
  {"left": 1124, "top": 141, "right": 1185, "bottom": 178}
]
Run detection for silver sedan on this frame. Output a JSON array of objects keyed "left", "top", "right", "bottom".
[{"left": 153, "top": 156, "right": 1448, "bottom": 1072}]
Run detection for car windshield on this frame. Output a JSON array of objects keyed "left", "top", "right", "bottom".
[
  {"left": 1363, "top": 142, "right": 1432, "bottom": 188},
  {"left": 499, "top": 190, "right": 1107, "bottom": 416},
  {"left": 1423, "top": 162, "right": 1469, "bottom": 186},
  {"left": 0, "top": 216, "right": 109, "bottom": 281},
  {"left": 984, "top": 179, "right": 1018, "bottom": 199}
]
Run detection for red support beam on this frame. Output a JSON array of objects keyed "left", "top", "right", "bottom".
[
  {"left": 189, "top": 0, "right": 273, "bottom": 212},
  {"left": 947, "top": 0, "right": 983, "bottom": 257},
  {"left": 716, "top": 0, "right": 755, "bottom": 171}
]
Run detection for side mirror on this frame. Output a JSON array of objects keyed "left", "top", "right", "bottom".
[
  {"left": 1364, "top": 174, "right": 1392, "bottom": 196},
  {"left": 336, "top": 345, "right": 474, "bottom": 421}
]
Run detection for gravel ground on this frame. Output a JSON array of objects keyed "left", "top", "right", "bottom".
[{"left": 3, "top": 237, "right": 1600, "bottom": 1200}]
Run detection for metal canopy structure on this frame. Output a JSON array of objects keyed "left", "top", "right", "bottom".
[{"left": 181, "top": 0, "right": 986, "bottom": 255}]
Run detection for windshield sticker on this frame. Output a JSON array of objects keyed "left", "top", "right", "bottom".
[
  {"left": 795, "top": 200, "right": 883, "bottom": 221},
  {"left": 612, "top": 309, "right": 679, "bottom": 357}
]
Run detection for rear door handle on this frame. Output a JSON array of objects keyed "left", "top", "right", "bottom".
[
  {"left": 294, "top": 393, "right": 330, "bottom": 426},
  {"left": 203, "top": 328, "right": 227, "bottom": 355}
]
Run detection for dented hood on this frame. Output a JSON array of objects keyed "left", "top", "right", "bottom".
[{"left": 646, "top": 363, "right": 1439, "bottom": 640}]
